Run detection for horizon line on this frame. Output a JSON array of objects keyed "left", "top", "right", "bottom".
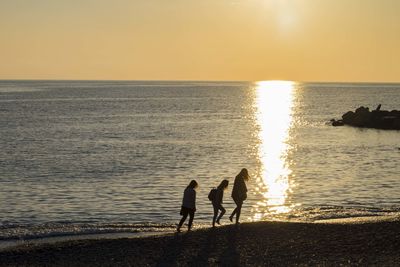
[{"left": 1, "top": 78, "right": 400, "bottom": 84}]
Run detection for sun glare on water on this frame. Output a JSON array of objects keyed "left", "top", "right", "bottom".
[{"left": 252, "top": 80, "right": 296, "bottom": 221}]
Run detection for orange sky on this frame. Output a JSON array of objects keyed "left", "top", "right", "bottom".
[{"left": 0, "top": 0, "right": 399, "bottom": 82}]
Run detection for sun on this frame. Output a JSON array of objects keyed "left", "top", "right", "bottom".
[{"left": 261, "top": 0, "right": 299, "bottom": 35}]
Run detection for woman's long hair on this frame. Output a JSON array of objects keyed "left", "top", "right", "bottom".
[
  {"left": 217, "top": 179, "right": 229, "bottom": 190},
  {"left": 187, "top": 180, "right": 198, "bottom": 189},
  {"left": 236, "top": 168, "right": 249, "bottom": 181}
]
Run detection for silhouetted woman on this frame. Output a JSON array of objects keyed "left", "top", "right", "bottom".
[
  {"left": 212, "top": 179, "right": 229, "bottom": 227},
  {"left": 177, "top": 180, "right": 198, "bottom": 232},
  {"left": 229, "top": 168, "right": 249, "bottom": 224}
]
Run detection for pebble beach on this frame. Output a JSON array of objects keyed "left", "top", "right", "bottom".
[{"left": 1, "top": 218, "right": 400, "bottom": 266}]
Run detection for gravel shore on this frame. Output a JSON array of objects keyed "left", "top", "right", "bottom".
[{"left": 1, "top": 220, "right": 400, "bottom": 266}]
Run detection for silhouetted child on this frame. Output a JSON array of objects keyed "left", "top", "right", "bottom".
[
  {"left": 177, "top": 180, "right": 198, "bottom": 232},
  {"left": 211, "top": 179, "right": 229, "bottom": 227}
]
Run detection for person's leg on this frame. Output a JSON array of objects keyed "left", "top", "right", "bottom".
[
  {"left": 230, "top": 198, "right": 241, "bottom": 222},
  {"left": 230, "top": 206, "right": 237, "bottom": 222},
  {"left": 212, "top": 204, "right": 218, "bottom": 227},
  {"left": 235, "top": 202, "right": 243, "bottom": 224},
  {"left": 216, "top": 206, "right": 226, "bottom": 224},
  {"left": 177, "top": 209, "right": 188, "bottom": 232},
  {"left": 188, "top": 210, "right": 195, "bottom": 231}
]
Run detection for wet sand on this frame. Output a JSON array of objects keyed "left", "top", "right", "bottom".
[{"left": 1, "top": 220, "right": 400, "bottom": 266}]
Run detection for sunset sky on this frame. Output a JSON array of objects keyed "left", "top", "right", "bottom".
[{"left": 1, "top": 0, "right": 399, "bottom": 82}]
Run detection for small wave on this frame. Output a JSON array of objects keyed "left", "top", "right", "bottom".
[
  {"left": 0, "top": 222, "right": 214, "bottom": 251},
  {"left": 0, "top": 222, "right": 176, "bottom": 241},
  {"left": 250, "top": 205, "right": 400, "bottom": 223}
]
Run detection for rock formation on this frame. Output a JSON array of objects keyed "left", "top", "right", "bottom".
[{"left": 332, "top": 105, "right": 400, "bottom": 130}]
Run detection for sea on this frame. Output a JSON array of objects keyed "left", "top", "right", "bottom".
[{"left": 1, "top": 80, "right": 399, "bottom": 247}]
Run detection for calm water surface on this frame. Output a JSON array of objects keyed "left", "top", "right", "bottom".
[{"left": 1, "top": 80, "right": 399, "bottom": 240}]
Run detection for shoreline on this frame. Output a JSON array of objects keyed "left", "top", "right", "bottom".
[
  {"left": 1, "top": 219, "right": 400, "bottom": 266},
  {"left": 0, "top": 231, "right": 173, "bottom": 252},
  {"left": 2, "top": 215, "right": 398, "bottom": 251}
]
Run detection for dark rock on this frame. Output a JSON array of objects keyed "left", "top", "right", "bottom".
[
  {"left": 390, "top": 110, "right": 400, "bottom": 117},
  {"left": 342, "top": 111, "right": 355, "bottom": 124},
  {"left": 352, "top": 107, "right": 371, "bottom": 127},
  {"left": 332, "top": 120, "right": 344, "bottom": 126},
  {"left": 380, "top": 116, "right": 397, "bottom": 129},
  {"left": 335, "top": 105, "right": 400, "bottom": 130},
  {"left": 393, "top": 117, "right": 400, "bottom": 130},
  {"left": 355, "top": 106, "right": 369, "bottom": 113}
]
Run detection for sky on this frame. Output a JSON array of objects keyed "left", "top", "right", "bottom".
[{"left": 0, "top": 0, "right": 399, "bottom": 82}]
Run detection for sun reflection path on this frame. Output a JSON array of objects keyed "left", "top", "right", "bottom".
[{"left": 252, "top": 81, "right": 295, "bottom": 221}]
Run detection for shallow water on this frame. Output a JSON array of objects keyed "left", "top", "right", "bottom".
[{"left": 1, "top": 80, "right": 399, "bottom": 240}]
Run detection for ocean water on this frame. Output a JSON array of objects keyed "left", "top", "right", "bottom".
[{"left": 1, "top": 80, "right": 400, "bottom": 242}]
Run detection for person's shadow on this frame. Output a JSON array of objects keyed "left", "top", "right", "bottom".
[
  {"left": 190, "top": 226, "right": 240, "bottom": 266},
  {"left": 156, "top": 226, "right": 240, "bottom": 266},
  {"left": 218, "top": 226, "right": 240, "bottom": 266},
  {"left": 155, "top": 232, "right": 190, "bottom": 267}
]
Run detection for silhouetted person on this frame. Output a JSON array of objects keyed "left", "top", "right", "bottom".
[
  {"left": 229, "top": 168, "right": 249, "bottom": 224},
  {"left": 212, "top": 179, "right": 229, "bottom": 227},
  {"left": 177, "top": 180, "right": 198, "bottom": 232}
]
